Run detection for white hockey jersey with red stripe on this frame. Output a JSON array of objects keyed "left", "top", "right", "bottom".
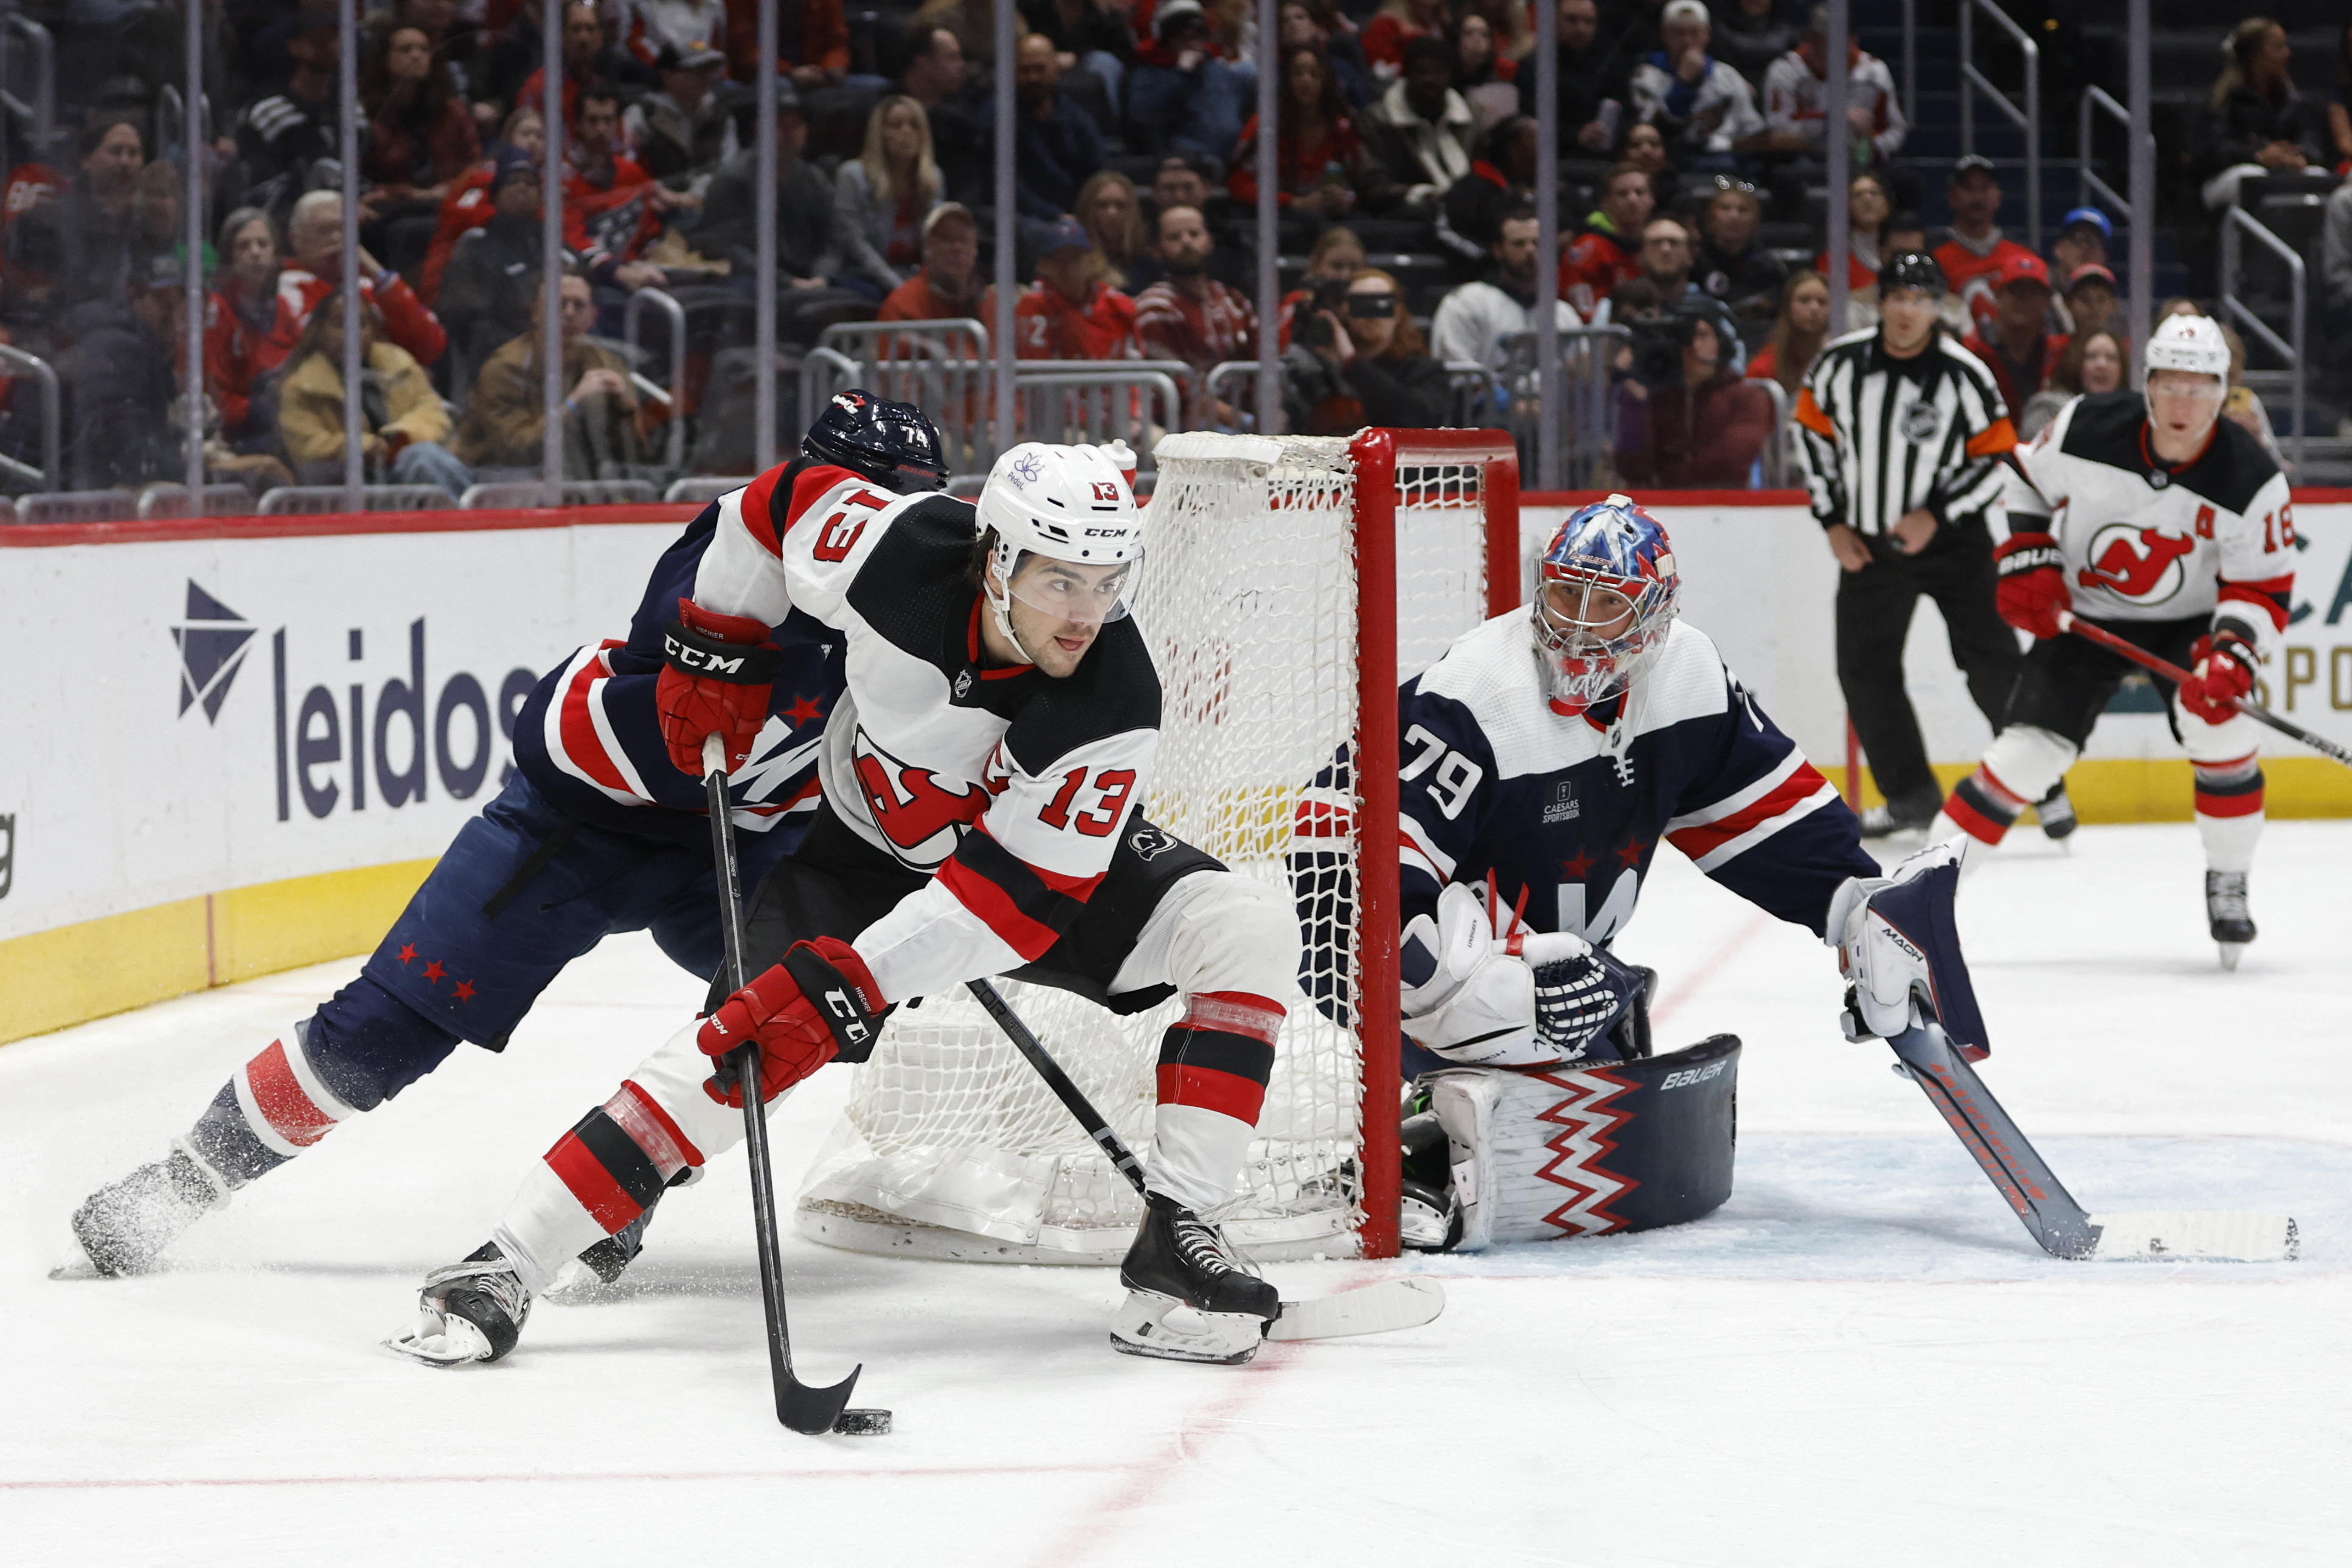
[{"left": 687, "top": 461, "right": 1162, "bottom": 1003}]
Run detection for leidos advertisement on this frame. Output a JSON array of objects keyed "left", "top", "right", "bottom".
[{"left": 0, "top": 519, "right": 684, "bottom": 943}]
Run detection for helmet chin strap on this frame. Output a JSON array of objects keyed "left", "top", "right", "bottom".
[{"left": 982, "top": 555, "right": 1038, "bottom": 667}]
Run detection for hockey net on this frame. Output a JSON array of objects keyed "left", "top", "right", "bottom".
[{"left": 794, "top": 429, "right": 1521, "bottom": 1263}]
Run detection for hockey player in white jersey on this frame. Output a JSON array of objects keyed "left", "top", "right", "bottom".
[
  {"left": 1930, "top": 314, "right": 2297, "bottom": 966},
  {"left": 391, "top": 439, "right": 1305, "bottom": 1368}
]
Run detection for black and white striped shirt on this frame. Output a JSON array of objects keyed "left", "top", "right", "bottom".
[{"left": 1790, "top": 327, "right": 2016, "bottom": 537}]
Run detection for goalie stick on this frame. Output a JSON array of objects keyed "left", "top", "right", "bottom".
[
  {"left": 702, "top": 736, "right": 887, "bottom": 1437},
  {"left": 963, "top": 979, "right": 1446, "bottom": 1343},
  {"left": 2059, "top": 612, "right": 2352, "bottom": 769}
]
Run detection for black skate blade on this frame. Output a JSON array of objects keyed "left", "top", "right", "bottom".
[{"left": 779, "top": 1362, "right": 862, "bottom": 1435}]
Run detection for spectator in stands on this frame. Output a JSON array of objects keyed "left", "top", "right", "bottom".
[
  {"left": 2323, "top": 180, "right": 2352, "bottom": 362},
  {"left": 1816, "top": 170, "right": 1890, "bottom": 321},
  {"left": 2061, "top": 264, "right": 2119, "bottom": 345},
  {"left": 2327, "top": 21, "right": 2352, "bottom": 168},
  {"left": 1431, "top": 206, "right": 1580, "bottom": 372},
  {"left": 1231, "top": 46, "right": 1391, "bottom": 224},
  {"left": 6, "top": 117, "right": 150, "bottom": 314},
  {"left": 836, "top": 95, "right": 944, "bottom": 298},
  {"left": 1020, "top": 0, "right": 1136, "bottom": 107},
  {"left": 1441, "top": 115, "right": 1538, "bottom": 274},
  {"left": 397, "top": 0, "right": 490, "bottom": 131},
  {"left": 1017, "top": 217, "right": 1138, "bottom": 358},
  {"left": 2017, "top": 328, "right": 2125, "bottom": 440},
  {"left": 520, "top": 1, "right": 638, "bottom": 134},
  {"left": 692, "top": 82, "right": 852, "bottom": 311},
  {"left": 1524, "top": 0, "right": 1633, "bottom": 159},
  {"left": 911, "top": 0, "right": 997, "bottom": 69},
  {"left": 1275, "top": 224, "right": 1368, "bottom": 347},
  {"left": 258, "top": 190, "right": 449, "bottom": 374},
  {"left": 625, "top": 41, "right": 738, "bottom": 181},
  {"left": 454, "top": 270, "right": 648, "bottom": 477},
  {"left": 1715, "top": 0, "right": 1801, "bottom": 89},
  {"left": 1745, "top": 266, "right": 1828, "bottom": 394},
  {"left": 60, "top": 258, "right": 183, "bottom": 490},
  {"left": 1125, "top": 156, "right": 1216, "bottom": 292},
  {"left": 879, "top": 202, "right": 988, "bottom": 321},
  {"left": 1615, "top": 293, "right": 1774, "bottom": 487},
  {"left": 1630, "top": 0, "right": 1764, "bottom": 167},
  {"left": 897, "top": 22, "right": 985, "bottom": 206},
  {"left": 277, "top": 290, "right": 470, "bottom": 496},
  {"left": 1932, "top": 155, "right": 2035, "bottom": 328},
  {"left": 1960, "top": 251, "right": 2064, "bottom": 415},
  {"left": 437, "top": 147, "right": 547, "bottom": 373},
  {"left": 1759, "top": 5, "right": 1907, "bottom": 167},
  {"left": 1364, "top": 0, "right": 1449, "bottom": 80},
  {"left": 1560, "top": 163, "right": 1653, "bottom": 317},
  {"left": 1592, "top": 213, "right": 1704, "bottom": 324},
  {"left": 1463, "top": 0, "right": 1533, "bottom": 65},
  {"left": 239, "top": 8, "right": 344, "bottom": 220},
  {"left": 996, "top": 32, "right": 1107, "bottom": 221},
  {"left": 1283, "top": 265, "right": 1452, "bottom": 433},
  {"left": 564, "top": 87, "right": 672, "bottom": 270},
  {"left": 420, "top": 109, "right": 544, "bottom": 306},
  {"left": 1128, "top": 1, "right": 1249, "bottom": 164},
  {"left": 1452, "top": 12, "right": 1521, "bottom": 133},
  {"left": 2207, "top": 17, "right": 2326, "bottom": 188},
  {"left": 1694, "top": 173, "right": 1785, "bottom": 341},
  {"left": 1076, "top": 171, "right": 1147, "bottom": 289},
  {"left": 206, "top": 208, "right": 282, "bottom": 444},
  {"left": 1278, "top": 1, "right": 1376, "bottom": 107},
  {"left": 622, "top": 0, "right": 727, "bottom": 72},
  {"left": 752, "top": 0, "right": 854, "bottom": 92},
  {"left": 1135, "top": 205, "right": 1257, "bottom": 428},
  {"left": 361, "top": 21, "right": 482, "bottom": 280},
  {"left": 1365, "top": 36, "right": 1479, "bottom": 217},
  {"left": 2215, "top": 319, "right": 2292, "bottom": 471},
  {"left": 2050, "top": 206, "right": 2111, "bottom": 292}
]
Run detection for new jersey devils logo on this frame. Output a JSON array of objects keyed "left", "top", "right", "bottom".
[
  {"left": 2076, "top": 524, "right": 2196, "bottom": 604},
  {"left": 850, "top": 732, "right": 987, "bottom": 866}
]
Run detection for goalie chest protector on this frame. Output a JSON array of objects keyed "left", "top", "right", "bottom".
[{"left": 1425, "top": 1035, "right": 1741, "bottom": 1249}]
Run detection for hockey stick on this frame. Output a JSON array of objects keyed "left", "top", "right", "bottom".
[
  {"left": 2061, "top": 612, "right": 2352, "bottom": 767},
  {"left": 963, "top": 977, "right": 1445, "bottom": 1342},
  {"left": 702, "top": 735, "right": 875, "bottom": 1435},
  {"left": 1884, "top": 1010, "right": 2297, "bottom": 1262}
]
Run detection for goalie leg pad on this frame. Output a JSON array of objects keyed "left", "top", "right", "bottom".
[{"left": 1423, "top": 1035, "right": 1741, "bottom": 1250}]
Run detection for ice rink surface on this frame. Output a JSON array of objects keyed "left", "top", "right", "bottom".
[{"left": 4, "top": 822, "right": 2348, "bottom": 1566}]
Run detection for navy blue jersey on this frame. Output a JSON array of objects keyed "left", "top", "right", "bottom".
[{"left": 513, "top": 462, "right": 850, "bottom": 847}]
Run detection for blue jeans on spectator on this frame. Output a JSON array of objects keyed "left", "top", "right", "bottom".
[
  {"left": 1128, "top": 57, "right": 1248, "bottom": 164},
  {"left": 392, "top": 439, "right": 472, "bottom": 499}
]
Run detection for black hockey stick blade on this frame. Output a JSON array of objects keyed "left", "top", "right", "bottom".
[
  {"left": 1885, "top": 1019, "right": 2101, "bottom": 1260},
  {"left": 965, "top": 979, "right": 1151, "bottom": 1198}
]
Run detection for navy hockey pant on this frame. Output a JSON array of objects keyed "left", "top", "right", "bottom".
[{"left": 186, "top": 771, "right": 804, "bottom": 1185}]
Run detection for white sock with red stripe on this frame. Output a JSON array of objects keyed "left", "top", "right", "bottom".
[
  {"left": 1146, "top": 991, "right": 1283, "bottom": 1213},
  {"left": 493, "top": 1078, "right": 707, "bottom": 1294},
  {"left": 2193, "top": 752, "right": 2264, "bottom": 873}
]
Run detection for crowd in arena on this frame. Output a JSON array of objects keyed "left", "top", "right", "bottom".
[{"left": 0, "top": 0, "right": 2345, "bottom": 499}]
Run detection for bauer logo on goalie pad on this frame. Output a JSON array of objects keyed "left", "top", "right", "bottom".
[{"left": 1658, "top": 1059, "right": 1730, "bottom": 1091}]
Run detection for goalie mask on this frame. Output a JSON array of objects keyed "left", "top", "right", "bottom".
[
  {"left": 973, "top": 441, "right": 1143, "bottom": 661},
  {"left": 1532, "top": 494, "right": 1680, "bottom": 716}
]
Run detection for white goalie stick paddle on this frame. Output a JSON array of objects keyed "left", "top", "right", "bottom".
[
  {"left": 1886, "top": 1015, "right": 2297, "bottom": 1263},
  {"left": 963, "top": 979, "right": 1446, "bottom": 1341}
]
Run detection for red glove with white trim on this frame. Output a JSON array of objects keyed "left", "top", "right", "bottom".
[
  {"left": 1993, "top": 531, "right": 2070, "bottom": 639},
  {"left": 656, "top": 598, "right": 782, "bottom": 778},
  {"left": 697, "top": 937, "right": 887, "bottom": 1107},
  {"left": 2177, "top": 630, "right": 2256, "bottom": 725}
]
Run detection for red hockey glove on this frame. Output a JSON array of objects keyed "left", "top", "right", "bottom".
[
  {"left": 696, "top": 937, "right": 886, "bottom": 1107},
  {"left": 2177, "top": 630, "right": 2256, "bottom": 726},
  {"left": 1993, "top": 531, "right": 2070, "bottom": 639},
  {"left": 656, "top": 598, "right": 782, "bottom": 778}
]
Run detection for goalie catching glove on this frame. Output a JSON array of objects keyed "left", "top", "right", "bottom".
[
  {"left": 1825, "top": 839, "right": 1991, "bottom": 1061},
  {"left": 1400, "top": 881, "right": 1644, "bottom": 1066},
  {"left": 696, "top": 937, "right": 886, "bottom": 1106}
]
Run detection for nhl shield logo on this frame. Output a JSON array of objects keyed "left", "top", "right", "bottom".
[{"left": 1899, "top": 399, "right": 1944, "bottom": 445}]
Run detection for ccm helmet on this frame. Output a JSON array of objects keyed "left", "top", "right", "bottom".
[
  {"left": 802, "top": 389, "right": 950, "bottom": 494},
  {"left": 2142, "top": 313, "right": 2230, "bottom": 432},
  {"left": 1533, "top": 494, "right": 1681, "bottom": 716},
  {"left": 973, "top": 442, "right": 1144, "bottom": 657}
]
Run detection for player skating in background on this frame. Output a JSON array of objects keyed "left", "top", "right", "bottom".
[
  {"left": 1929, "top": 313, "right": 2295, "bottom": 968},
  {"left": 390, "top": 439, "right": 1308, "bottom": 1369},
  {"left": 1314, "top": 498, "right": 1986, "bottom": 1246},
  {"left": 67, "top": 395, "right": 949, "bottom": 1278}
]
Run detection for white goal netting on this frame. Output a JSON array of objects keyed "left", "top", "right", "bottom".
[{"left": 793, "top": 431, "right": 1501, "bottom": 1263}]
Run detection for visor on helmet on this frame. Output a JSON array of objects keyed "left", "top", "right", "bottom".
[{"left": 1001, "top": 549, "right": 1136, "bottom": 626}]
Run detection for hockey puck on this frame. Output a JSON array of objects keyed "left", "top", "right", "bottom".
[{"left": 833, "top": 1407, "right": 892, "bottom": 1436}]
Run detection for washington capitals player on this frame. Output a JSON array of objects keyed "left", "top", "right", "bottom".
[
  {"left": 1367, "top": 498, "right": 1980, "bottom": 1233},
  {"left": 390, "top": 439, "right": 1305, "bottom": 1369},
  {"left": 67, "top": 394, "right": 948, "bottom": 1278},
  {"left": 1928, "top": 313, "right": 2295, "bottom": 968}
]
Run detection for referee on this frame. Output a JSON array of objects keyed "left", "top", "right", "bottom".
[{"left": 1790, "top": 250, "right": 2048, "bottom": 836}]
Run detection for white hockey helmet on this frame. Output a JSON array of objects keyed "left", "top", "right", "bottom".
[
  {"left": 973, "top": 442, "right": 1143, "bottom": 647},
  {"left": 2143, "top": 312, "right": 2231, "bottom": 383}
]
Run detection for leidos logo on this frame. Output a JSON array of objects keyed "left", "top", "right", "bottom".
[{"left": 173, "top": 582, "right": 256, "bottom": 724}]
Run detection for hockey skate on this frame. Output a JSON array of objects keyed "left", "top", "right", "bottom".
[
  {"left": 2036, "top": 782, "right": 2078, "bottom": 842},
  {"left": 1110, "top": 1193, "right": 1280, "bottom": 1364},
  {"left": 1858, "top": 785, "right": 1941, "bottom": 841},
  {"left": 2206, "top": 870, "right": 2256, "bottom": 971},
  {"left": 65, "top": 1140, "right": 230, "bottom": 1278},
  {"left": 386, "top": 1244, "right": 533, "bottom": 1367}
]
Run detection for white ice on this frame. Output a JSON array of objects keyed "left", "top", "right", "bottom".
[{"left": 3, "top": 823, "right": 2347, "bottom": 1566}]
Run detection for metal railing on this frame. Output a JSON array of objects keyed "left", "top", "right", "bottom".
[
  {"left": 1205, "top": 359, "right": 1500, "bottom": 432},
  {"left": 2076, "top": 86, "right": 2148, "bottom": 219},
  {"left": 2218, "top": 204, "right": 2306, "bottom": 472},
  {"left": 1497, "top": 325, "right": 1629, "bottom": 490},
  {"left": 813, "top": 318, "right": 994, "bottom": 474},
  {"left": 0, "top": 342, "right": 59, "bottom": 491},
  {"left": 17, "top": 490, "right": 135, "bottom": 524},
  {"left": 257, "top": 484, "right": 457, "bottom": 515},
  {"left": 621, "top": 288, "right": 689, "bottom": 471},
  {"left": 665, "top": 475, "right": 751, "bottom": 504},
  {"left": 1899, "top": 0, "right": 1914, "bottom": 155},
  {"left": 136, "top": 484, "right": 252, "bottom": 519},
  {"left": 1958, "top": 0, "right": 2041, "bottom": 252},
  {"left": 1009, "top": 367, "right": 1187, "bottom": 468},
  {"left": 0, "top": 15, "right": 54, "bottom": 156},
  {"left": 459, "top": 479, "right": 661, "bottom": 509},
  {"left": 1754, "top": 377, "right": 1791, "bottom": 488}
]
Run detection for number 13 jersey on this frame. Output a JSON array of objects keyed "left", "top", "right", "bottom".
[{"left": 688, "top": 459, "right": 1162, "bottom": 1003}]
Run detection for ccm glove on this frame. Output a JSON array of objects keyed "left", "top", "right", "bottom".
[
  {"left": 696, "top": 937, "right": 886, "bottom": 1107},
  {"left": 656, "top": 598, "right": 782, "bottom": 778},
  {"left": 2177, "top": 630, "right": 2256, "bottom": 725},
  {"left": 1993, "top": 530, "right": 2070, "bottom": 639}
]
